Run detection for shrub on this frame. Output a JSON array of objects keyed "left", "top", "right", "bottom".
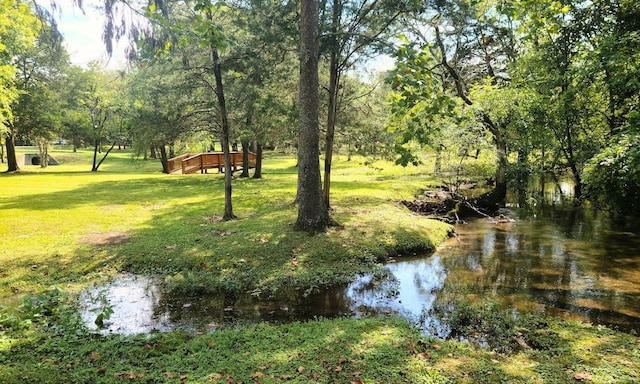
[{"left": 583, "top": 132, "right": 640, "bottom": 217}]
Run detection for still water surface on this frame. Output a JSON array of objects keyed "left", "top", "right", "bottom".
[{"left": 80, "top": 179, "right": 640, "bottom": 335}]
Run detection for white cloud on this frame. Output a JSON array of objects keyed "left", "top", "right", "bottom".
[{"left": 54, "top": 0, "right": 128, "bottom": 69}]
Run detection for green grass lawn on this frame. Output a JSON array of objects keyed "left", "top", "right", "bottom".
[
  {"left": 1, "top": 147, "right": 638, "bottom": 383},
  {"left": 1, "top": 147, "right": 450, "bottom": 300}
]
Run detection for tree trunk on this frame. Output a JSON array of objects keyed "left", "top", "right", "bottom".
[
  {"left": 240, "top": 112, "right": 253, "bottom": 178},
  {"left": 253, "top": 142, "right": 263, "bottom": 179},
  {"left": 211, "top": 45, "right": 236, "bottom": 221},
  {"left": 92, "top": 139, "right": 100, "bottom": 171},
  {"left": 37, "top": 138, "right": 49, "bottom": 168},
  {"left": 240, "top": 139, "right": 250, "bottom": 178},
  {"left": 322, "top": 0, "right": 342, "bottom": 210},
  {"left": 92, "top": 141, "right": 116, "bottom": 172},
  {"left": 159, "top": 144, "right": 169, "bottom": 174},
  {"left": 434, "top": 143, "right": 443, "bottom": 175},
  {"left": 296, "top": 0, "right": 329, "bottom": 231},
  {"left": 564, "top": 116, "right": 582, "bottom": 200},
  {"left": 5, "top": 131, "right": 19, "bottom": 172},
  {"left": 471, "top": 124, "right": 507, "bottom": 208}
]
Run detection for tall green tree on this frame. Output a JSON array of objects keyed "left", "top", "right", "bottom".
[
  {"left": 1, "top": 0, "right": 40, "bottom": 172},
  {"left": 334, "top": 75, "right": 395, "bottom": 161},
  {"left": 11, "top": 17, "right": 69, "bottom": 168},
  {"left": 319, "top": 0, "right": 419, "bottom": 208},
  {"left": 139, "top": 0, "right": 238, "bottom": 219},
  {"left": 127, "top": 55, "right": 209, "bottom": 172},
  {"left": 60, "top": 65, "right": 94, "bottom": 152},
  {"left": 82, "top": 66, "right": 123, "bottom": 172},
  {"left": 514, "top": 1, "right": 601, "bottom": 198},
  {"left": 580, "top": 0, "right": 640, "bottom": 214},
  {"left": 508, "top": 0, "right": 638, "bottom": 200},
  {"left": 224, "top": 0, "right": 298, "bottom": 179},
  {"left": 388, "top": 0, "right": 519, "bottom": 206}
]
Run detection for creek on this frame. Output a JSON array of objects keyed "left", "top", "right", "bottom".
[{"left": 79, "top": 177, "right": 640, "bottom": 335}]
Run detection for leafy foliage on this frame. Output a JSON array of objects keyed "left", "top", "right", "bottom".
[
  {"left": 386, "top": 40, "right": 457, "bottom": 166},
  {"left": 0, "top": 289, "right": 67, "bottom": 331},
  {"left": 0, "top": 0, "right": 39, "bottom": 131},
  {"left": 584, "top": 131, "right": 640, "bottom": 216}
]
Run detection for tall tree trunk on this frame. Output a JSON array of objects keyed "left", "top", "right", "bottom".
[
  {"left": 296, "top": 0, "right": 329, "bottom": 231},
  {"left": 240, "top": 113, "right": 252, "bottom": 178},
  {"left": 253, "top": 142, "right": 263, "bottom": 179},
  {"left": 564, "top": 116, "right": 582, "bottom": 199},
  {"left": 322, "top": 0, "right": 342, "bottom": 210},
  {"left": 240, "top": 139, "right": 250, "bottom": 178},
  {"left": 5, "top": 131, "right": 19, "bottom": 172},
  {"left": 477, "top": 123, "right": 507, "bottom": 206},
  {"left": 211, "top": 45, "right": 236, "bottom": 221}
]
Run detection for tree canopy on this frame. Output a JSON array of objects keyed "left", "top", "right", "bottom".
[{"left": 3, "top": 0, "right": 639, "bottom": 217}]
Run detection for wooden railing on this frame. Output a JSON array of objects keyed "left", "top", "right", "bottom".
[{"left": 167, "top": 152, "right": 257, "bottom": 174}]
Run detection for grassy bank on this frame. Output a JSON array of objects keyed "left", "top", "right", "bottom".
[
  {"left": 1, "top": 148, "right": 638, "bottom": 383},
  {"left": 2, "top": 305, "right": 638, "bottom": 383}
]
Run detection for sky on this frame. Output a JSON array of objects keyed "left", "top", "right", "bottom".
[
  {"left": 53, "top": 0, "right": 395, "bottom": 74},
  {"left": 54, "top": 0, "right": 128, "bottom": 69}
]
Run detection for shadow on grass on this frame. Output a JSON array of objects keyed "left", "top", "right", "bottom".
[
  {"left": 0, "top": 172, "right": 293, "bottom": 212},
  {"left": 112, "top": 197, "right": 429, "bottom": 295},
  {"left": 1, "top": 159, "right": 449, "bottom": 303}
]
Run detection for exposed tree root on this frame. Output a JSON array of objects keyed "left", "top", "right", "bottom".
[{"left": 402, "top": 185, "right": 505, "bottom": 224}]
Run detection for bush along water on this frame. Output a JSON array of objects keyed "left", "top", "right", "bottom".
[{"left": 423, "top": 297, "right": 564, "bottom": 354}]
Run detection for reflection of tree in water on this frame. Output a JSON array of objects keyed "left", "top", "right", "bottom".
[
  {"left": 79, "top": 187, "right": 640, "bottom": 335},
  {"left": 427, "top": 193, "right": 640, "bottom": 332},
  {"left": 154, "top": 284, "right": 358, "bottom": 330}
]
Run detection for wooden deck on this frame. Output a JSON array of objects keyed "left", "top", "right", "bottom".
[{"left": 167, "top": 152, "right": 257, "bottom": 174}]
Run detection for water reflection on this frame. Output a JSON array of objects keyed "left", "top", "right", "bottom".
[
  {"left": 79, "top": 275, "right": 352, "bottom": 335},
  {"left": 79, "top": 176, "right": 640, "bottom": 335},
  {"left": 430, "top": 217, "right": 640, "bottom": 332}
]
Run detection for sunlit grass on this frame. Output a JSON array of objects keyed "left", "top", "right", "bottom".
[
  {"left": 1, "top": 147, "right": 450, "bottom": 299},
  {"left": 1, "top": 147, "right": 638, "bottom": 383},
  {"left": 1, "top": 312, "right": 637, "bottom": 383}
]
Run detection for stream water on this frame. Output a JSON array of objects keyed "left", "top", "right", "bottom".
[{"left": 79, "top": 178, "right": 640, "bottom": 335}]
